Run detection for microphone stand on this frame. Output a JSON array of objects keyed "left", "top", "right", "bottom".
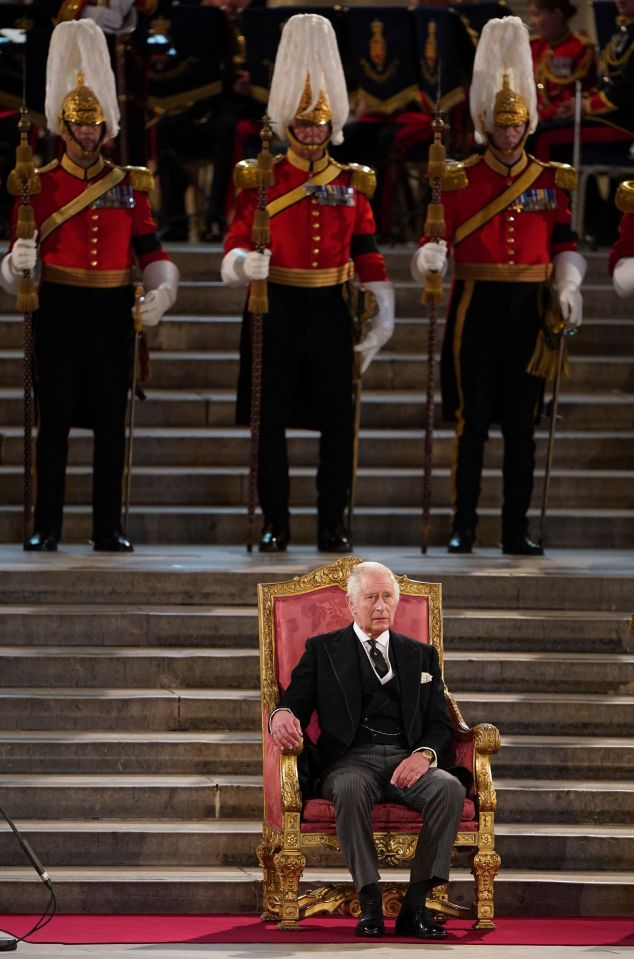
[{"left": 0, "top": 804, "right": 56, "bottom": 950}]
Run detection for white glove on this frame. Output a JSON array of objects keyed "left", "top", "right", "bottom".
[
  {"left": 137, "top": 287, "right": 171, "bottom": 327},
  {"left": 558, "top": 283, "right": 583, "bottom": 330},
  {"left": 554, "top": 250, "right": 586, "bottom": 332},
  {"left": 10, "top": 234, "right": 38, "bottom": 274},
  {"left": 613, "top": 257, "right": 634, "bottom": 298},
  {"left": 82, "top": 0, "right": 134, "bottom": 32},
  {"left": 140, "top": 259, "right": 179, "bottom": 326},
  {"left": 411, "top": 240, "right": 448, "bottom": 282},
  {"left": 355, "top": 280, "right": 395, "bottom": 373},
  {"left": 221, "top": 247, "right": 271, "bottom": 286}
]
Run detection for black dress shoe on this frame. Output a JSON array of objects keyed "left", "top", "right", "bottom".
[
  {"left": 258, "top": 523, "right": 289, "bottom": 553},
  {"left": 24, "top": 531, "right": 58, "bottom": 552},
  {"left": 354, "top": 900, "right": 385, "bottom": 937},
  {"left": 317, "top": 524, "right": 352, "bottom": 553},
  {"left": 395, "top": 904, "right": 447, "bottom": 939},
  {"left": 93, "top": 533, "right": 134, "bottom": 552},
  {"left": 447, "top": 528, "right": 475, "bottom": 554},
  {"left": 502, "top": 534, "right": 543, "bottom": 556}
]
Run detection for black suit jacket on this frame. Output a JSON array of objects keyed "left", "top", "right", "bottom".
[{"left": 278, "top": 623, "right": 454, "bottom": 770}]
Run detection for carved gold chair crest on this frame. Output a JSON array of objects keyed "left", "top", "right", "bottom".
[{"left": 257, "top": 556, "right": 501, "bottom": 930}]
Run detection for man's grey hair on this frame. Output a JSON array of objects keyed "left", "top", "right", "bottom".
[{"left": 346, "top": 561, "right": 401, "bottom": 605}]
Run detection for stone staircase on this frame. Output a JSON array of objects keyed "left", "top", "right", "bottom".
[
  {"left": 0, "top": 553, "right": 632, "bottom": 916},
  {"left": 0, "top": 244, "right": 632, "bottom": 549}
]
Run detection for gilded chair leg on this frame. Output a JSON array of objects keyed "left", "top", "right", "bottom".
[
  {"left": 256, "top": 840, "right": 281, "bottom": 921},
  {"left": 472, "top": 850, "right": 501, "bottom": 929},
  {"left": 273, "top": 850, "right": 306, "bottom": 930}
]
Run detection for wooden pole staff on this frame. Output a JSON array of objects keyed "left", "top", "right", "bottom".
[{"left": 245, "top": 113, "right": 274, "bottom": 552}]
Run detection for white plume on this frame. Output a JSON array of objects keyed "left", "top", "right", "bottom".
[
  {"left": 45, "top": 19, "right": 119, "bottom": 138},
  {"left": 267, "top": 14, "right": 349, "bottom": 146},
  {"left": 469, "top": 16, "right": 537, "bottom": 144}
]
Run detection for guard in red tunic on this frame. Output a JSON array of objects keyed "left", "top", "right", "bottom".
[
  {"left": 1, "top": 20, "right": 179, "bottom": 551},
  {"left": 222, "top": 14, "right": 394, "bottom": 553},
  {"left": 529, "top": 0, "right": 596, "bottom": 122},
  {"left": 610, "top": 180, "right": 634, "bottom": 296},
  {"left": 412, "top": 16, "right": 587, "bottom": 555}
]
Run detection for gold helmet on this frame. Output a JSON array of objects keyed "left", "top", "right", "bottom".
[
  {"left": 493, "top": 74, "right": 529, "bottom": 128},
  {"left": 45, "top": 20, "right": 119, "bottom": 138},
  {"left": 60, "top": 72, "right": 106, "bottom": 128},
  {"left": 295, "top": 76, "right": 332, "bottom": 127},
  {"left": 268, "top": 14, "right": 348, "bottom": 146},
  {"left": 470, "top": 17, "right": 537, "bottom": 144}
]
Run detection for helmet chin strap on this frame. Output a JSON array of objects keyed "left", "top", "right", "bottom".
[{"left": 64, "top": 120, "right": 106, "bottom": 157}]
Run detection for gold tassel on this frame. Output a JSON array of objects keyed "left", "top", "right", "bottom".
[
  {"left": 17, "top": 275, "right": 38, "bottom": 313},
  {"left": 16, "top": 204, "right": 36, "bottom": 239},
  {"left": 422, "top": 270, "right": 444, "bottom": 306},
  {"left": 248, "top": 278, "right": 268, "bottom": 315},
  {"left": 252, "top": 208, "right": 270, "bottom": 247},
  {"left": 427, "top": 142, "right": 446, "bottom": 180},
  {"left": 526, "top": 331, "right": 569, "bottom": 381},
  {"left": 424, "top": 203, "right": 445, "bottom": 237},
  {"left": 255, "top": 150, "right": 275, "bottom": 188}
]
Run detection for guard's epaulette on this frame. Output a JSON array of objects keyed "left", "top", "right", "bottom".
[
  {"left": 35, "top": 159, "right": 59, "bottom": 175},
  {"left": 234, "top": 158, "right": 259, "bottom": 190},
  {"left": 616, "top": 180, "right": 634, "bottom": 214},
  {"left": 441, "top": 159, "right": 469, "bottom": 191},
  {"left": 125, "top": 166, "right": 154, "bottom": 192},
  {"left": 348, "top": 162, "right": 376, "bottom": 198},
  {"left": 551, "top": 161, "right": 578, "bottom": 192}
]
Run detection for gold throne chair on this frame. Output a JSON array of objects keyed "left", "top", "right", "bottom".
[{"left": 256, "top": 556, "right": 501, "bottom": 930}]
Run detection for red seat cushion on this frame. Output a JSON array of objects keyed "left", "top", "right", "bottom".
[{"left": 301, "top": 797, "right": 477, "bottom": 833}]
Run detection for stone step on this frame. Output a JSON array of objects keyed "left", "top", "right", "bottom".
[
  {"left": 1, "top": 646, "right": 633, "bottom": 694},
  {"left": 0, "top": 773, "right": 631, "bottom": 824},
  {"left": 0, "top": 554, "right": 632, "bottom": 611},
  {"left": 0, "top": 864, "right": 631, "bottom": 915},
  {"left": 0, "top": 731, "right": 262, "bottom": 775},
  {"left": 1, "top": 312, "right": 631, "bottom": 356},
  {"left": 3, "top": 503, "right": 633, "bottom": 549},
  {"left": 0, "top": 604, "right": 629, "bottom": 652},
  {"left": 3, "top": 347, "right": 631, "bottom": 392},
  {"left": 3, "top": 387, "right": 633, "bottom": 433},
  {"left": 2, "top": 426, "right": 633, "bottom": 470},
  {"left": 495, "top": 735, "right": 634, "bottom": 781},
  {"left": 0, "top": 819, "right": 631, "bottom": 872},
  {"left": 0, "top": 774, "right": 261, "bottom": 819},
  {"left": 2, "top": 463, "right": 632, "bottom": 510},
  {"left": 0, "top": 687, "right": 632, "bottom": 736}
]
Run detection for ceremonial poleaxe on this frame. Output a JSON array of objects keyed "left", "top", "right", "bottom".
[
  {"left": 123, "top": 284, "right": 144, "bottom": 537},
  {"left": 245, "top": 113, "right": 274, "bottom": 552},
  {"left": 420, "top": 86, "right": 447, "bottom": 554},
  {"left": 346, "top": 286, "right": 368, "bottom": 541},
  {"left": 7, "top": 105, "right": 41, "bottom": 543}
]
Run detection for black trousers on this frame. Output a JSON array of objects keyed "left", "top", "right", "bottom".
[
  {"left": 236, "top": 283, "right": 354, "bottom": 528},
  {"left": 441, "top": 279, "right": 543, "bottom": 536},
  {"left": 32, "top": 282, "right": 134, "bottom": 541}
]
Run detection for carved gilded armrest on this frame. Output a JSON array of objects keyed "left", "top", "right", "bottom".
[
  {"left": 280, "top": 743, "right": 303, "bottom": 814},
  {"left": 444, "top": 687, "right": 500, "bottom": 809}
]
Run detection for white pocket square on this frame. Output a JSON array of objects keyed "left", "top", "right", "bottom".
[{"left": 420, "top": 672, "right": 433, "bottom": 684}]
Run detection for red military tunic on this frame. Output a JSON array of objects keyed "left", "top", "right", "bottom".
[
  {"left": 583, "top": 16, "right": 634, "bottom": 134},
  {"left": 609, "top": 180, "right": 634, "bottom": 274},
  {"left": 19, "top": 153, "right": 167, "bottom": 286},
  {"left": 531, "top": 31, "right": 596, "bottom": 122},
  {"left": 225, "top": 148, "right": 387, "bottom": 286}
]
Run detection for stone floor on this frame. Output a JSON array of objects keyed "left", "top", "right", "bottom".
[
  {"left": 1, "top": 543, "right": 633, "bottom": 578},
  {"left": 7, "top": 942, "right": 634, "bottom": 958}
]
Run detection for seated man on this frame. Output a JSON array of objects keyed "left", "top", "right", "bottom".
[{"left": 270, "top": 560, "right": 465, "bottom": 940}]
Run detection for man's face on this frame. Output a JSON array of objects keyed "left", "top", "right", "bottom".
[
  {"left": 490, "top": 122, "right": 526, "bottom": 158},
  {"left": 63, "top": 122, "right": 103, "bottom": 161},
  {"left": 347, "top": 571, "right": 399, "bottom": 639},
  {"left": 291, "top": 118, "right": 331, "bottom": 147}
]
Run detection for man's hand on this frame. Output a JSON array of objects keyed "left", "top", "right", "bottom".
[
  {"left": 270, "top": 710, "right": 303, "bottom": 751},
  {"left": 390, "top": 752, "right": 431, "bottom": 789},
  {"left": 243, "top": 250, "right": 271, "bottom": 281},
  {"left": 558, "top": 283, "right": 583, "bottom": 331},
  {"left": 137, "top": 287, "right": 171, "bottom": 327},
  {"left": 10, "top": 234, "right": 38, "bottom": 274}
]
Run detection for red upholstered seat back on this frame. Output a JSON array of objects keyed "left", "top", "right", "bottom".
[{"left": 273, "top": 587, "right": 431, "bottom": 746}]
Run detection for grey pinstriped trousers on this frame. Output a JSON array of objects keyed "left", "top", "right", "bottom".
[{"left": 321, "top": 744, "right": 466, "bottom": 891}]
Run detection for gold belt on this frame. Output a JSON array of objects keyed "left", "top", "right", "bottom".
[
  {"left": 454, "top": 263, "right": 553, "bottom": 282},
  {"left": 268, "top": 262, "right": 354, "bottom": 288},
  {"left": 42, "top": 264, "right": 133, "bottom": 288}
]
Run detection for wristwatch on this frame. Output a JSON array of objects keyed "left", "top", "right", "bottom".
[{"left": 420, "top": 749, "right": 434, "bottom": 762}]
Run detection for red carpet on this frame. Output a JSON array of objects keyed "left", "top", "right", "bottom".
[{"left": 0, "top": 914, "right": 633, "bottom": 945}]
